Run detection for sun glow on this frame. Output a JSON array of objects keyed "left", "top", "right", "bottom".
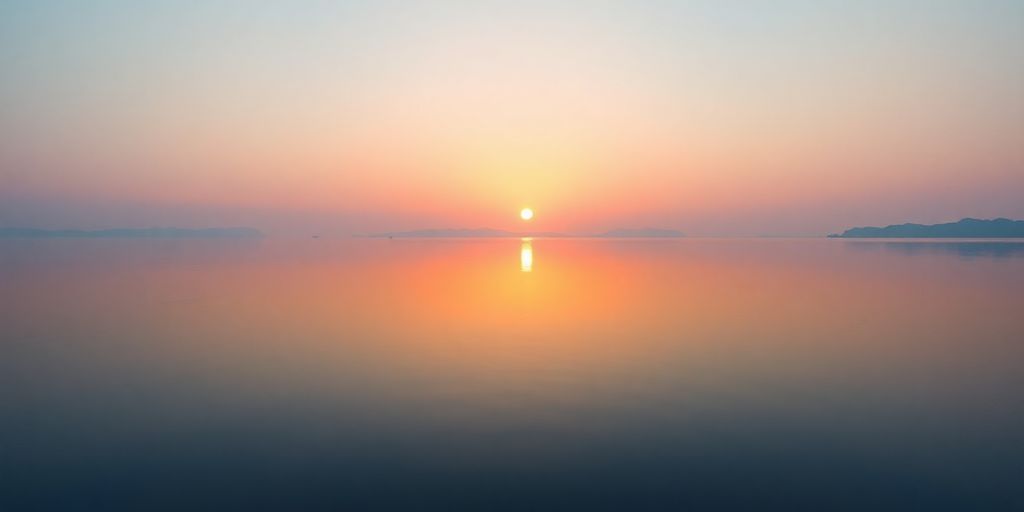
[{"left": 520, "top": 208, "right": 534, "bottom": 221}]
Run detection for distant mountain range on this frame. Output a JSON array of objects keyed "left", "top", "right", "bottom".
[
  {"left": 363, "top": 228, "right": 685, "bottom": 238},
  {"left": 0, "top": 227, "right": 263, "bottom": 238},
  {"left": 830, "top": 218, "right": 1024, "bottom": 238},
  {"left": 599, "top": 228, "right": 686, "bottom": 238}
]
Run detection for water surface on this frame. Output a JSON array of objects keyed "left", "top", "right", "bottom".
[{"left": 2, "top": 238, "right": 1023, "bottom": 510}]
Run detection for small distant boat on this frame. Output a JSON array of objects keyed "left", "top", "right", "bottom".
[{"left": 312, "top": 235, "right": 320, "bottom": 239}]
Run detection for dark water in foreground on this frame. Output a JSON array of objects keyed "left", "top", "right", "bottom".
[{"left": 2, "top": 238, "right": 1023, "bottom": 511}]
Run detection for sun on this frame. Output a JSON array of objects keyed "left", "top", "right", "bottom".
[{"left": 520, "top": 208, "right": 534, "bottom": 221}]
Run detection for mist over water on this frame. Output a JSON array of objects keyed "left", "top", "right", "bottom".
[{"left": 3, "top": 238, "right": 1024, "bottom": 510}]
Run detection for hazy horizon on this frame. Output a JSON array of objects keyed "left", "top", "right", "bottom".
[
  {"left": 5, "top": 4, "right": 1024, "bottom": 509},
  {"left": 2, "top": 1, "right": 1022, "bottom": 236}
]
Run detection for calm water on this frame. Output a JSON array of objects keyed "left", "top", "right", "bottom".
[{"left": 2, "top": 238, "right": 1023, "bottom": 510}]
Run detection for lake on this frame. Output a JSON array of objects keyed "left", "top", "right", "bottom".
[{"left": 2, "top": 238, "right": 1023, "bottom": 510}]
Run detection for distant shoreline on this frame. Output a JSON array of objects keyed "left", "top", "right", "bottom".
[
  {"left": 360, "top": 228, "right": 686, "bottom": 239},
  {"left": 829, "top": 218, "right": 1024, "bottom": 238},
  {"left": 0, "top": 227, "right": 263, "bottom": 239}
]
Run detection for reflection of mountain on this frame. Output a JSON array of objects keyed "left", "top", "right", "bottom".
[
  {"left": 844, "top": 241, "right": 1024, "bottom": 259},
  {"left": 365, "top": 228, "right": 685, "bottom": 238},
  {"left": 830, "top": 218, "right": 1024, "bottom": 238},
  {"left": 0, "top": 227, "right": 263, "bottom": 238}
]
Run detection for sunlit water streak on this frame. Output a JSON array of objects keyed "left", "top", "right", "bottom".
[{"left": 520, "top": 238, "right": 533, "bottom": 272}]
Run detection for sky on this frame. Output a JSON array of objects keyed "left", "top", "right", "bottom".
[{"left": 1, "top": 0, "right": 1022, "bottom": 236}]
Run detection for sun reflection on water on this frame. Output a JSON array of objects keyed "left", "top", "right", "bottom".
[{"left": 520, "top": 238, "right": 533, "bottom": 272}]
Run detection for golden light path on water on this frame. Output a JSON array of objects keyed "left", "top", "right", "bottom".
[{"left": 520, "top": 239, "right": 533, "bottom": 272}]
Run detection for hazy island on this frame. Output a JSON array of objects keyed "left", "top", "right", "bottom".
[
  {"left": 0, "top": 227, "right": 263, "bottom": 238},
  {"left": 364, "top": 228, "right": 684, "bottom": 237},
  {"left": 830, "top": 218, "right": 1024, "bottom": 238},
  {"left": 363, "top": 228, "right": 564, "bottom": 238},
  {"left": 362, "top": 228, "right": 685, "bottom": 238},
  {"left": 599, "top": 228, "right": 686, "bottom": 238}
]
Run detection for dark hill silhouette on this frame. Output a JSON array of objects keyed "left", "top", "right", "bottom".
[{"left": 831, "top": 218, "right": 1024, "bottom": 238}]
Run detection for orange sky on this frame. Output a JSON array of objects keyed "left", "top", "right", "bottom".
[{"left": 1, "top": 1, "right": 1022, "bottom": 235}]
